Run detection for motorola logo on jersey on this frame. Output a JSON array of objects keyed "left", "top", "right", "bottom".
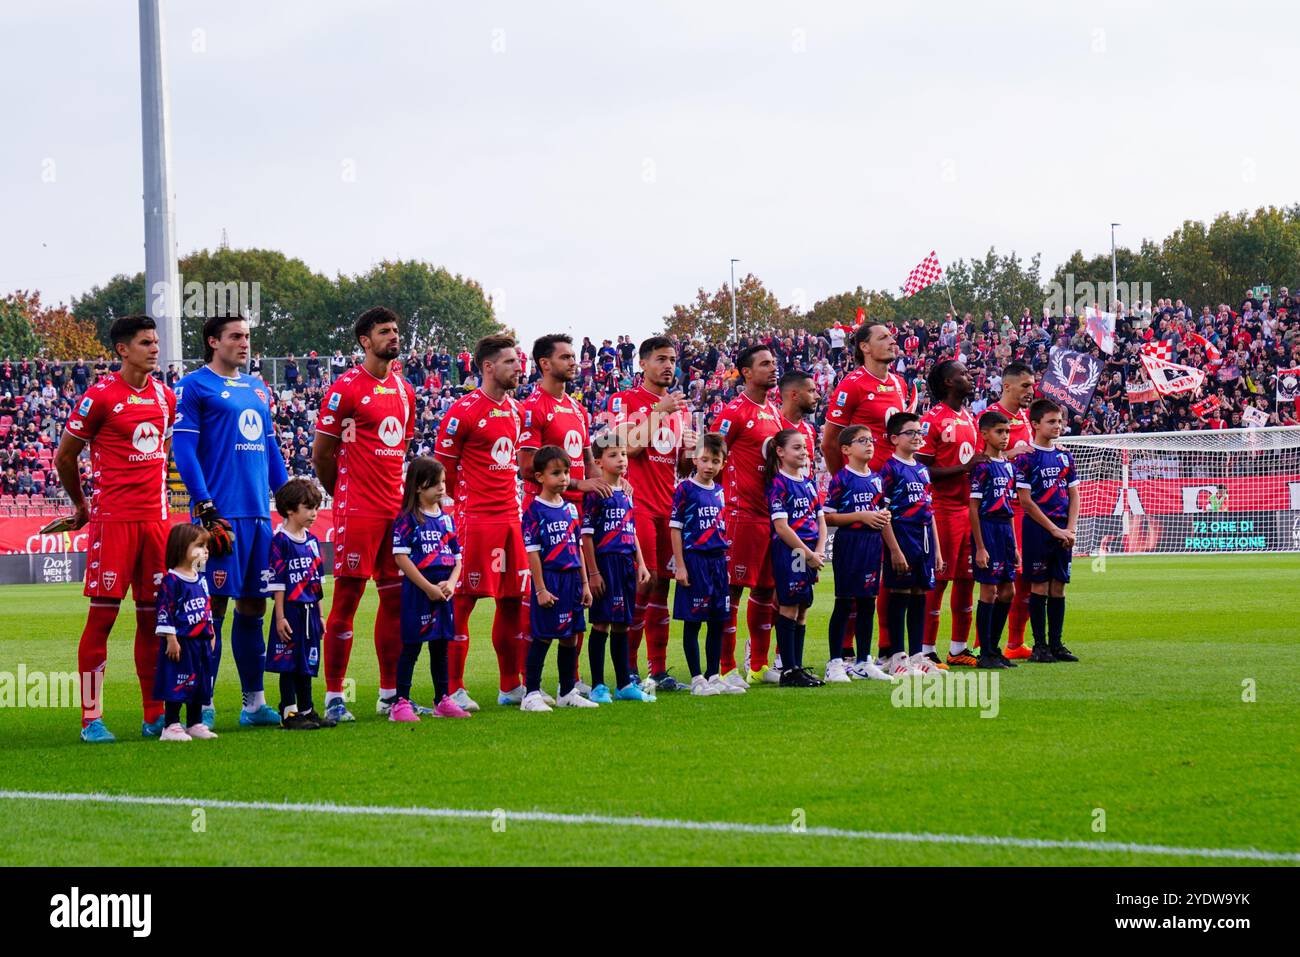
[
  {"left": 652, "top": 425, "right": 675, "bottom": 455},
  {"left": 563, "top": 429, "right": 583, "bottom": 460},
  {"left": 959, "top": 441, "right": 974, "bottom": 463},
  {"left": 238, "top": 409, "right": 263, "bottom": 442},
  {"left": 128, "top": 421, "right": 163, "bottom": 460},
  {"left": 490, "top": 436, "right": 515, "bottom": 469},
  {"left": 377, "top": 416, "right": 404, "bottom": 448}
]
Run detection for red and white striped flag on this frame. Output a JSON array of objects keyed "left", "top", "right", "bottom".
[
  {"left": 902, "top": 251, "right": 942, "bottom": 299},
  {"left": 1141, "top": 340, "right": 1173, "bottom": 362},
  {"left": 1184, "top": 330, "right": 1221, "bottom": 365}
]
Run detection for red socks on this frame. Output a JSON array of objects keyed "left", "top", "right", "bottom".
[
  {"left": 745, "top": 596, "right": 775, "bottom": 669},
  {"left": 78, "top": 600, "right": 119, "bottom": 726},
  {"left": 324, "top": 576, "right": 365, "bottom": 693},
  {"left": 721, "top": 604, "right": 740, "bottom": 674},
  {"left": 1006, "top": 576, "right": 1031, "bottom": 648},
  {"left": 841, "top": 609, "right": 856, "bottom": 657},
  {"left": 645, "top": 598, "right": 670, "bottom": 675},
  {"left": 490, "top": 598, "right": 523, "bottom": 692},
  {"left": 924, "top": 582, "right": 947, "bottom": 647},
  {"left": 451, "top": 594, "right": 477, "bottom": 693},
  {"left": 374, "top": 580, "right": 402, "bottom": 690},
  {"left": 628, "top": 598, "right": 647, "bottom": 675},
  {"left": 133, "top": 604, "right": 163, "bottom": 723},
  {"left": 950, "top": 579, "right": 974, "bottom": 645}
]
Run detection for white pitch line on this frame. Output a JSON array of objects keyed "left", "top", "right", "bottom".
[{"left": 1, "top": 789, "right": 1296, "bottom": 863}]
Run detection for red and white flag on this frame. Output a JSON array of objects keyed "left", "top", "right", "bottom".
[
  {"left": 1184, "top": 330, "right": 1221, "bottom": 365},
  {"left": 1141, "top": 340, "right": 1173, "bottom": 363},
  {"left": 1139, "top": 352, "right": 1206, "bottom": 397},
  {"left": 902, "top": 251, "right": 942, "bottom": 299},
  {"left": 1190, "top": 393, "right": 1222, "bottom": 419},
  {"left": 1084, "top": 305, "right": 1115, "bottom": 354}
]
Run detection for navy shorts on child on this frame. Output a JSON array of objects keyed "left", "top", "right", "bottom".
[
  {"left": 391, "top": 508, "right": 461, "bottom": 643},
  {"left": 266, "top": 526, "right": 326, "bottom": 672},
  {"left": 153, "top": 570, "right": 215, "bottom": 703},
  {"left": 767, "top": 471, "right": 823, "bottom": 607},
  {"left": 1020, "top": 518, "right": 1072, "bottom": 583},
  {"left": 670, "top": 477, "right": 731, "bottom": 621},
  {"left": 591, "top": 551, "right": 636, "bottom": 624},
  {"left": 825, "top": 466, "right": 885, "bottom": 598},
  {"left": 531, "top": 566, "right": 587, "bottom": 638}
]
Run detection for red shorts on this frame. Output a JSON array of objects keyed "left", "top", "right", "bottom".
[
  {"left": 459, "top": 518, "right": 528, "bottom": 598},
  {"left": 633, "top": 508, "right": 673, "bottom": 580},
  {"left": 726, "top": 511, "right": 773, "bottom": 590},
  {"left": 934, "top": 508, "right": 973, "bottom": 581},
  {"left": 84, "top": 520, "right": 168, "bottom": 602},
  {"left": 332, "top": 514, "right": 399, "bottom": 581}
]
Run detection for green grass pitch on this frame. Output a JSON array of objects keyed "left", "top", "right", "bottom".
[{"left": 1, "top": 555, "right": 1297, "bottom": 866}]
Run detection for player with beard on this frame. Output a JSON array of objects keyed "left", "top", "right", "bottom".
[
  {"left": 821, "top": 321, "right": 916, "bottom": 661},
  {"left": 976, "top": 360, "right": 1035, "bottom": 657},
  {"left": 55, "top": 315, "right": 175, "bottom": 742},
  {"left": 610, "top": 337, "right": 698, "bottom": 692},
  {"left": 916, "top": 360, "right": 979, "bottom": 668},
  {"left": 435, "top": 335, "right": 528, "bottom": 710},
  {"left": 314, "top": 308, "right": 417, "bottom": 722},
  {"left": 776, "top": 369, "right": 819, "bottom": 473},
  {"left": 515, "top": 333, "right": 610, "bottom": 701},
  {"left": 710, "top": 346, "right": 782, "bottom": 686}
]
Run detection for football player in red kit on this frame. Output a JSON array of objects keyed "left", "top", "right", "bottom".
[
  {"left": 54, "top": 315, "right": 176, "bottom": 742},
  {"left": 610, "top": 336, "right": 698, "bottom": 691},
  {"left": 917, "top": 360, "right": 978, "bottom": 668},
  {"left": 434, "top": 335, "right": 529, "bottom": 710},
  {"left": 710, "top": 346, "right": 782, "bottom": 687},
  {"left": 821, "top": 321, "right": 916, "bottom": 659},
  {"left": 313, "top": 307, "right": 417, "bottom": 722}
]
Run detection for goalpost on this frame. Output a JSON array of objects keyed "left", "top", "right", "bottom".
[{"left": 1054, "top": 426, "right": 1300, "bottom": 556}]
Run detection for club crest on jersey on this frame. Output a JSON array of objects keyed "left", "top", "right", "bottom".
[
  {"left": 78, "top": 397, "right": 94, "bottom": 415},
  {"left": 212, "top": 570, "right": 227, "bottom": 588},
  {"left": 346, "top": 552, "right": 360, "bottom": 571},
  {"left": 101, "top": 571, "right": 117, "bottom": 590},
  {"left": 255, "top": 389, "right": 267, "bottom": 403},
  {"left": 328, "top": 393, "right": 341, "bottom": 411},
  {"left": 468, "top": 571, "right": 481, "bottom": 588}
]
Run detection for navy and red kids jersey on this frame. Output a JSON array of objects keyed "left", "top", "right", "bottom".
[
  {"left": 581, "top": 487, "right": 638, "bottom": 555},
  {"left": 522, "top": 498, "right": 583, "bottom": 570},
  {"left": 155, "top": 570, "right": 214, "bottom": 639},
  {"left": 669, "top": 479, "right": 729, "bottom": 552},
  {"left": 1014, "top": 445, "right": 1078, "bottom": 520},
  {"left": 823, "top": 467, "right": 884, "bottom": 529},
  {"left": 879, "top": 456, "right": 934, "bottom": 525},
  {"left": 767, "top": 472, "right": 822, "bottom": 544},
  {"left": 391, "top": 509, "right": 460, "bottom": 573},
  {"left": 267, "top": 528, "right": 324, "bottom": 603},
  {"left": 969, "top": 459, "right": 1017, "bottom": 520}
]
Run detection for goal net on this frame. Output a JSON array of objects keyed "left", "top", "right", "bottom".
[{"left": 1054, "top": 426, "right": 1300, "bottom": 556}]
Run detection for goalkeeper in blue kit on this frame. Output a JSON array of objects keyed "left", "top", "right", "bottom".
[{"left": 173, "top": 316, "right": 289, "bottom": 728}]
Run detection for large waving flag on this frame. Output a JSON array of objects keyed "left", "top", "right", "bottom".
[
  {"left": 1084, "top": 305, "right": 1115, "bottom": 354},
  {"left": 901, "top": 251, "right": 942, "bottom": 299},
  {"left": 1184, "top": 330, "right": 1221, "bottom": 366},
  {"left": 1139, "top": 352, "right": 1206, "bottom": 397}
]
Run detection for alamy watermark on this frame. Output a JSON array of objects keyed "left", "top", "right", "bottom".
[
  {"left": 0, "top": 666, "right": 99, "bottom": 709},
  {"left": 891, "top": 671, "right": 1000, "bottom": 718},
  {"left": 150, "top": 275, "right": 261, "bottom": 321},
  {"left": 1043, "top": 274, "right": 1152, "bottom": 315}
]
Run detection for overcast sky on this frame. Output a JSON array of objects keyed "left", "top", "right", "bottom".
[{"left": 3, "top": 0, "right": 1297, "bottom": 349}]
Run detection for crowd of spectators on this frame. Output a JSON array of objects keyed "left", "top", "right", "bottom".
[{"left": 3, "top": 289, "right": 1299, "bottom": 516}]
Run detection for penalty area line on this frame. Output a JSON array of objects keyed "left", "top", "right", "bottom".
[{"left": 0, "top": 789, "right": 1296, "bottom": 863}]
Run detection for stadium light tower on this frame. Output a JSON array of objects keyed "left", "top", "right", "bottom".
[
  {"left": 730, "top": 258, "right": 740, "bottom": 344},
  {"left": 139, "top": 0, "right": 182, "bottom": 371}
]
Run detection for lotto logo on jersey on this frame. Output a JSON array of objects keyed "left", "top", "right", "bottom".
[
  {"left": 328, "top": 393, "right": 341, "bottom": 411},
  {"left": 377, "top": 416, "right": 404, "bottom": 448},
  {"left": 445, "top": 417, "right": 459, "bottom": 435}
]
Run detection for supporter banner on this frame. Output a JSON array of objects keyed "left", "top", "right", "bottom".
[
  {"left": 1126, "top": 379, "right": 1158, "bottom": 403},
  {"left": 1278, "top": 367, "right": 1300, "bottom": 404},
  {"left": 1040, "top": 347, "right": 1103, "bottom": 416},
  {"left": 1084, "top": 305, "right": 1115, "bottom": 354},
  {"left": 0, "top": 510, "right": 339, "bottom": 556},
  {"left": 1243, "top": 406, "right": 1269, "bottom": 428},
  {"left": 1140, "top": 353, "right": 1206, "bottom": 397}
]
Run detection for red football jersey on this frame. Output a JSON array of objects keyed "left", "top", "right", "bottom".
[
  {"left": 711, "top": 391, "right": 782, "bottom": 520},
  {"left": 975, "top": 400, "right": 1033, "bottom": 454},
  {"left": 518, "top": 386, "right": 589, "bottom": 504},
  {"left": 610, "top": 384, "right": 684, "bottom": 517},
  {"left": 777, "top": 409, "right": 818, "bottom": 480},
  {"left": 435, "top": 387, "right": 522, "bottom": 521},
  {"left": 315, "top": 366, "right": 416, "bottom": 519},
  {"left": 826, "top": 366, "right": 916, "bottom": 471},
  {"left": 64, "top": 373, "right": 175, "bottom": 522},
  {"left": 918, "top": 401, "right": 979, "bottom": 511}
]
